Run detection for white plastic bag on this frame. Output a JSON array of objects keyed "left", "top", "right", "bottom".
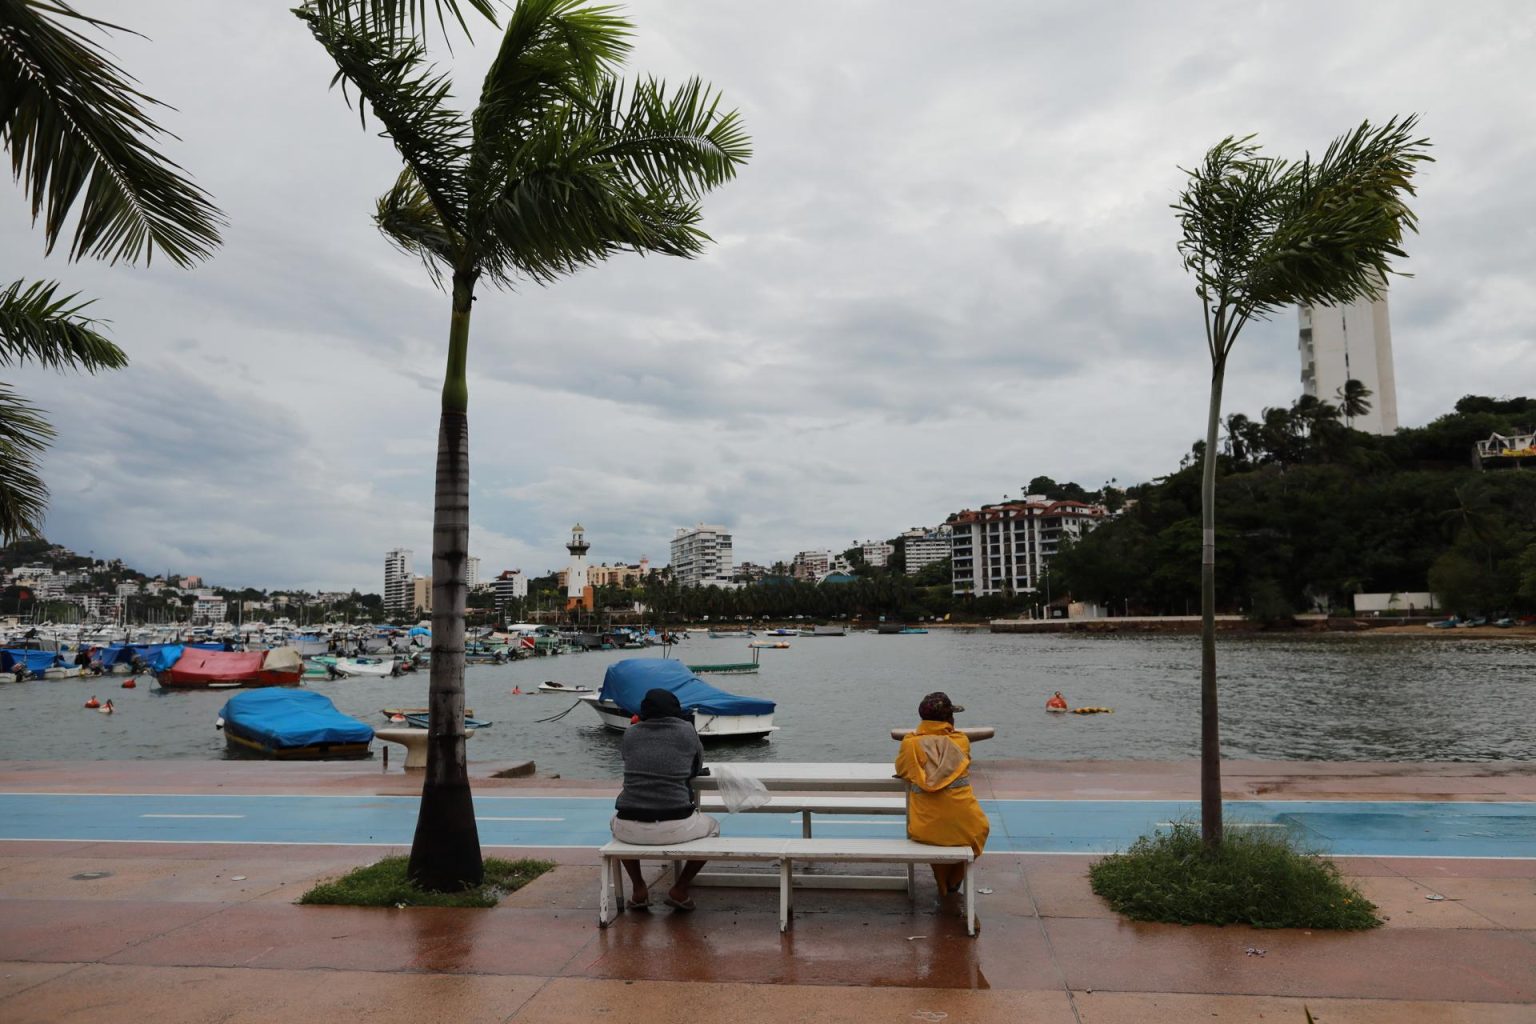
[{"left": 712, "top": 764, "right": 771, "bottom": 813}]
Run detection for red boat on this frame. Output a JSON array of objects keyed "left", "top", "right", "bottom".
[{"left": 158, "top": 648, "right": 304, "bottom": 688}]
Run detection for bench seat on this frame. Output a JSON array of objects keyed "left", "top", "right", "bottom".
[{"left": 598, "top": 836, "right": 975, "bottom": 935}]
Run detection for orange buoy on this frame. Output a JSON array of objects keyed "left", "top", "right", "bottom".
[
  {"left": 84, "top": 696, "right": 101, "bottom": 709},
  {"left": 1046, "top": 691, "right": 1069, "bottom": 712},
  {"left": 122, "top": 678, "right": 137, "bottom": 689},
  {"left": 389, "top": 714, "right": 406, "bottom": 722}
]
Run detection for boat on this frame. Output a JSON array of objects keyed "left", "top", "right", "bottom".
[
  {"left": 747, "top": 640, "right": 789, "bottom": 649},
  {"left": 1454, "top": 617, "right": 1488, "bottom": 628},
  {"left": 765, "top": 628, "right": 797, "bottom": 637},
  {"left": 157, "top": 647, "right": 304, "bottom": 688},
  {"left": 576, "top": 658, "right": 777, "bottom": 740},
  {"left": 381, "top": 705, "right": 475, "bottom": 721},
  {"left": 686, "top": 662, "right": 760, "bottom": 675},
  {"left": 1, "top": 649, "right": 67, "bottom": 679},
  {"left": 403, "top": 712, "right": 492, "bottom": 729},
  {"left": 329, "top": 656, "right": 396, "bottom": 678},
  {"left": 799, "top": 624, "right": 847, "bottom": 637},
  {"left": 1427, "top": 617, "right": 1459, "bottom": 629},
  {"left": 537, "top": 680, "right": 593, "bottom": 693},
  {"left": 217, "top": 689, "right": 373, "bottom": 759}
]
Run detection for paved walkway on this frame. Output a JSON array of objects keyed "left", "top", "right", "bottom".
[{"left": 1, "top": 760, "right": 1532, "bottom": 1023}]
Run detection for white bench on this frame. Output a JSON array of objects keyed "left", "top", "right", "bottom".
[{"left": 598, "top": 837, "right": 976, "bottom": 935}]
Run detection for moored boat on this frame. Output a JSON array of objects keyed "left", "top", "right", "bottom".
[
  {"left": 577, "top": 658, "right": 777, "bottom": 740},
  {"left": 329, "top": 656, "right": 396, "bottom": 678},
  {"left": 158, "top": 647, "right": 304, "bottom": 688},
  {"left": 537, "top": 680, "right": 593, "bottom": 693},
  {"left": 217, "top": 689, "right": 373, "bottom": 759}
]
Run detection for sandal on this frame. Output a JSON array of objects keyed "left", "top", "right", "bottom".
[
  {"left": 626, "top": 898, "right": 651, "bottom": 911},
  {"left": 663, "top": 895, "right": 697, "bottom": 912}
]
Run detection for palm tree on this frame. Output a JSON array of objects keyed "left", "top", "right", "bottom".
[
  {"left": 1, "top": 0, "right": 224, "bottom": 542},
  {"left": 296, "top": 0, "right": 748, "bottom": 891},
  {"left": 1174, "top": 117, "right": 1429, "bottom": 848},
  {"left": 1336, "top": 378, "right": 1374, "bottom": 428}
]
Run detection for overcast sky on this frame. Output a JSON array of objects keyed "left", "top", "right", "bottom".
[{"left": 7, "top": 1, "right": 1534, "bottom": 591}]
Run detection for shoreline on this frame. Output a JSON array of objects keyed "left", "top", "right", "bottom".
[{"left": 989, "top": 615, "right": 1536, "bottom": 638}]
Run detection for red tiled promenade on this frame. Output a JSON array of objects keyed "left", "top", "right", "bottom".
[{"left": 2, "top": 759, "right": 1532, "bottom": 1023}]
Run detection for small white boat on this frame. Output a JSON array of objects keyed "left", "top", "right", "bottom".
[
  {"left": 330, "top": 656, "right": 395, "bottom": 678},
  {"left": 578, "top": 659, "right": 777, "bottom": 740},
  {"left": 538, "top": 680, "right": 593, "bottom": 694}
]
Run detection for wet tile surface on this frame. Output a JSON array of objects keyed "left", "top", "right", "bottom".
[
  {"left": 1044, "top": 917, "right": 1536, "bottom": 1002},
  {"left": 0, "top": 961, "right": 86, "bottom": 1000},
  {"left": 1074, "top": 991, "right": 1536, "bottom": 1023},
  {"left": 0, "top": 900, "right": 224, "bottom": 963},
  {"left": 514, "top": 978, "right": 1077, "bottom": 1023},
  {"left": 0, "top": 963, "right": 543, "bottom": 1024}
]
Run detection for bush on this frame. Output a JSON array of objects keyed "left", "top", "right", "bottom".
[
  {"left": 299, "top": 855, "right": 555, "bottom": 908},
  {"left": 1088, "top": 822, "right": 1380, "bottom": 929}
]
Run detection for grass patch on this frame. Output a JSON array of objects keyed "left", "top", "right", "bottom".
[
  {"left": 299, "top": 855, "right": 555, "bottom": 908},
  {"left": 1088, "top": 822, "right": 1381, "bottom": 929}
]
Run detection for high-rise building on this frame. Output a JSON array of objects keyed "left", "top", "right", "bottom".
[
  {"left": 465, "top": 556, "right": 481, "bottom": 590},
  {"left": 791, "top": 550, "right": 832, "bottom": 581},
  {"left": 947, "top": 497, "right": 1107, "bottom": 597},
  {"left": 492, "top": 569, "right": 528, "bottom": 608},
  {"left": 1298, "top": 289, "right": 1398, "bottom": 434},
  {"left": 384, "top": 548, "right": 412, "bottom": 615},
  {"left": 670, "top": 524, "right": 733, "bottom": 587},
  {"left": 411, "top": 575, "right": 431, "bottom": 616},
  {"left": 900, "top": 526, "right": 953, "bottom": 574}
]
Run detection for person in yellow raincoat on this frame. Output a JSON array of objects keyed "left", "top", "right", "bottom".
[{"left": 894, "top": 691, "right": 990, "bottom": 896}]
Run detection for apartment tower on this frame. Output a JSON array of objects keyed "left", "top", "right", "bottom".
[{"left": 1298, "top": 289, "right": 1399, "bottom": 434}]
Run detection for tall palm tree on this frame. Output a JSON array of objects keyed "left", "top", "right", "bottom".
[
  {"left": 1, "top": 0, "right": 224, "bottom": 542},
  {"left": 1336, "top": 378, "right": 1374, "bottom": 428},
  {"left": 1174, "top": 117, "right": 1429, "bottom": 848},
  {"left": 296, "top": 0, "right": 749, "bottom": 891}
]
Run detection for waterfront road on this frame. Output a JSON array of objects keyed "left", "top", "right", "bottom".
[{"left": 2, "top": 792, "right": 1532, "bottom": 857}]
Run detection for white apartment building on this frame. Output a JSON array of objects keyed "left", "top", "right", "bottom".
[
  {"left": 947, "top": 497, "right": 1107, "bottom": 597},
  {"left": 492, "top": 569, "right": 528, "bottom": 607},
  {"left": 465, "top": 556, "right": 480, "bottom": 590},
  {"left": 192, "top": 593, "right": 228, "bottom": 622},
  {"left": 900, "top": 526, "right": 953, "bottom": 574},
  {"left": 384, "top": 548, "right": 413, "bottom": 616},
  {"left": 791, "top": 550, "right": 832, "bottom": 581},
  {"left": 1298, "top": 289, "right": 1399, "bottom": 434},
  {"left": 858, "top": 540, "right": 894, "bottom": 569},
  {"left": 670, "top": 524, "right": 733, "bottom": 587}
]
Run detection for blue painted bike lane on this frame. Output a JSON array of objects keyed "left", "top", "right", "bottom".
[{"left": 2, "top": 793, "right": 1532, "bottom": 857}]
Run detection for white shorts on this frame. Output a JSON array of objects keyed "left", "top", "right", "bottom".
[{"left": 610, "top": 810, "right": 721, "bottom": 845}]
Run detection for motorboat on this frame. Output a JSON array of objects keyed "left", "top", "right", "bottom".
[
  {"left": 577, "top": 658, "right": 777, "bottom": 740},
  {"left": 329, "top": 656, "right": 396, "bottom": 678},
  {"left": 217, "top": 689, "right": 373, "bottom": 759},
  {"left": 538, "top": 680, "right": 593, "bottom": 694},
  {"left": 799, "top": 624, "right": 847, "bottom": 637},
  {"left": 747, "top": 640, "right": 789, "bottom": 649}
]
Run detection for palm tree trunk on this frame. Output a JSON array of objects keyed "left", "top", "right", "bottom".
[
  {"left": 1199, "top": 355, "right": 1226, "bottom": 849},
  {"left": 407, "top": 269, "right": 484, "bottom": 891}
]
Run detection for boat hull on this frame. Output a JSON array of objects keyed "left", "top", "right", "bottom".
[
  {"left": 223, "top": 724, "right": 371, "bottom": 760},
  {"left": 576, "top": 694, "right": 777, "bottom": 740}
]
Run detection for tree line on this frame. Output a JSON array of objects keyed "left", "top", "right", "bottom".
[{"left": 1051, "top": 394, "right": 1536, "bottom": 618}]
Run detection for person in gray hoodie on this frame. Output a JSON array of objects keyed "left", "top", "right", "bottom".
[{"left": 611, "top": 688, "right": 719, "bottom": 911}]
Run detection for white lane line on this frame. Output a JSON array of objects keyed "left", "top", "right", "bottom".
[
  {"left": 140, "top": 813, "right": 246, "bottom": 819},
  {"left": 476, "top": 816, "right": 565, "bottom": 822}
]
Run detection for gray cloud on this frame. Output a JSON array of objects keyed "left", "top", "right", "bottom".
[{"left": 5, "top": 0, "right": 1533, "bottom": 587}]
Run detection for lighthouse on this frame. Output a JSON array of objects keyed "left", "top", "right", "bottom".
[{"left": 565, "top": 524, "right": 594, "bottom": 612}]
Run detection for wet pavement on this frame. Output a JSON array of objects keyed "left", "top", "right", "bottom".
[{"left": 0, "top": 759, "right": 1532, "bottom": 1022}]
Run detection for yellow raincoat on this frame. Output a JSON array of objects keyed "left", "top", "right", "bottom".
[{"left": 894, "top": 721, "right": 990, "bottom": 890}]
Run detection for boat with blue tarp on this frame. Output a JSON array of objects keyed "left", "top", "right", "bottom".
[
  {"left": 577, "top": 658, "right": 778, "bottom": 739},
  {"left": 216, "top": 689, "right": 374, "bottom": 759}
]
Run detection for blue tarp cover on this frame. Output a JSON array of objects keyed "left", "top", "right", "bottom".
[
  {"left": 219, "top": 689, "right": 373, "bottom": 749},
  {"left": 146, "top": 645, "right": 185, "bottom": 673},
  {"left": 93, "top": 645, "right": 148, "bottom": 669},
  {"left": 1, "top": 649, "right": 64, "bottom": 673},
  {"left": 599, "top": 659, "right": 775, "bottom": 717}
]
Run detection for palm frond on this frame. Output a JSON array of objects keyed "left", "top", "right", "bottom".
[
  {"left": 0, "top": 0, "right": 223, "bottom": 266},
  {"left": 0, "top": 381, "right": 55, "bottom": 543},
  {"left": 473, "top": 0, "right": 631, "bottom": 143},
  {"left": 295, "top": 3, "right": 472, "bottom": 240},
  {"left": 0, "top": 279, "right": 125, "bottom": 372},
  {"left": 1250, "top": 116, "right": 1432, "bottom": 312},
  {"left": 375, "top": 166, "right": 457, "bottom": 283},
  {"left": 470, "top": 74, "right": 747, "bottom": 285},
  {"left": 308, "top": 0, "right": 499, "bottom": 40}
]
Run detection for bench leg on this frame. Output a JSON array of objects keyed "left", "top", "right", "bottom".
[
  {"left": 598, "top": 856, "right": 614, "bottom": 927},
  {"left": 906, "top": 862, "right": 916, "bottom": 898},
  {"left": 780, "top": 858, "right": 792, "bottom": 932},
  {"left": 965, "top": 860, "right": 976, "bottom": 937},
  {"left": 801, "top": 809, "right": 812, "bottom": 838}
]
